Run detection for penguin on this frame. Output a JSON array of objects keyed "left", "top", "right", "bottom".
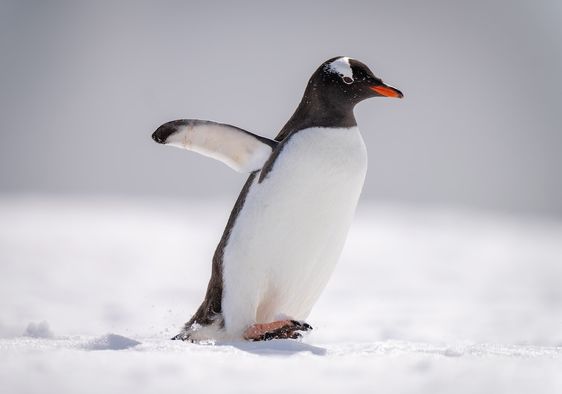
[{"left": 152, "top": 56, "right": 403, "bottom": 342}]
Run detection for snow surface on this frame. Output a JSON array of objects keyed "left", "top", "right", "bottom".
[{"left": 1, "top": 196, "right": 561, "bottom": 393}]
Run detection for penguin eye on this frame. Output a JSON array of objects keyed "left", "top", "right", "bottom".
[{"left": 342, "top": 76, "right": 353, "bottom": 84}]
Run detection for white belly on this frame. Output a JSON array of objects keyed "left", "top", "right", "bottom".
[{"left": 221, "top": 126, "right": 367, "bottom": 336}]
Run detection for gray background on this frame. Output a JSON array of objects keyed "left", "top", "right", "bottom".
[{"left": 1, "top": 0, "right": 561, "bottom": 218}]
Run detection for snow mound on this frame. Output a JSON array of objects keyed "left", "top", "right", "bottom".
[
  {"left": 1, "top": 197, "right": 562, "bottom": 393},
  {"left": 84, "top": 334, "right": 141, "bottom": 350},
  {"left": 23, "top": 321, "right": 54, "bottom": 338}
]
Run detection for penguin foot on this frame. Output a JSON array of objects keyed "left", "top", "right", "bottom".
[
  {"left": 171, "top": 332, "right": 193, "bottom": 342},
  {"left": 244, "top": 320, "right": 312, "bottom": 341}
]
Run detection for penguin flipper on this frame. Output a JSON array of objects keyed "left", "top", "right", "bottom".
[{"left": 152, "top": 119, "right": 277, "bottom": 173}]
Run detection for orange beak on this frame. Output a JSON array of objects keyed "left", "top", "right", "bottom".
[{"left": 370, "top": 84, "right": 403, "bottom": 98}]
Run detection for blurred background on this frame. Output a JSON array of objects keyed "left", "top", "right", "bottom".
[{"left": 1, "top": 0, "right": 561, "bottom": 218}]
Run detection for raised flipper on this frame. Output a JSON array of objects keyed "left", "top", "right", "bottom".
[{"left": 152, "top": 119, "right": 277, "bottom": 173}]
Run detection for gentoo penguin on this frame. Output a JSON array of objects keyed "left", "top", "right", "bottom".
[{"left": 152, "top": 57, "right": 403, "bottom": 342}]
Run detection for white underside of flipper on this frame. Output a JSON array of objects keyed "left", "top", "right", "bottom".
[
  {"left": 162, "top": 120, "right": 275, "bottom": 173},
  {"left": 218, "top": 126, "right": 367, "bottom": 339}
]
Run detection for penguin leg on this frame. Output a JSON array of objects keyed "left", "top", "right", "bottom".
[{"left": 243, "top": 320, "right": 312, "bottom": 341}]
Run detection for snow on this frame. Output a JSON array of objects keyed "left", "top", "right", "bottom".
[
  {"left": 1, "top": 196, "right": 561, "bottom": 393},
  {"left": 23, "top": 321, "right": 54, "bottom": 339},
  {"left": 84, "top": 334, "right": 141, "bottom": 350}
]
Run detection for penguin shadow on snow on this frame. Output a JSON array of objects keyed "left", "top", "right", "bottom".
[{"left": 218, "top": 339, "right": 327, "bottom": 356}]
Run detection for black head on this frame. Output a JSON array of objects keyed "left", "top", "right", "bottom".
[
  {"left": 310, "top": 56, "right": 403, "bottom": 107},
  {"left": 275, "top": 57, "right": 403, "bottom": 140}
]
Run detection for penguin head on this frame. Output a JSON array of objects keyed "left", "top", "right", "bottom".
[{"left": 309, "top": 56, "right": 403, "bottom": 107}]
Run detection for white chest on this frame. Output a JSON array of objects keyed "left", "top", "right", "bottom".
[{"left": 222, "top": 127, "right": 367, "bottom": 334}]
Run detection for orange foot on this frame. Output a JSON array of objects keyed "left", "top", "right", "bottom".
[{"left": 243, "top": 320, "right": 312, "bottom": 341}]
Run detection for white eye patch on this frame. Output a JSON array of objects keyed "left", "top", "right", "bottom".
[{"left": 326, "top": 57, "right": 354, "bottom": 83}]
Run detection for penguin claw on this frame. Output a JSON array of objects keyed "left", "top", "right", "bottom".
[
  {"left": 289, "top": 331, "right": 302, "bottom": 340},
  {"left": 290, "top": 320, "right": 313, "bottom": 331}
]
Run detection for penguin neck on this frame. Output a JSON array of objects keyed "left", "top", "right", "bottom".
[{"left": 276, "top": 83, "right": 357, "bottom": 141}]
